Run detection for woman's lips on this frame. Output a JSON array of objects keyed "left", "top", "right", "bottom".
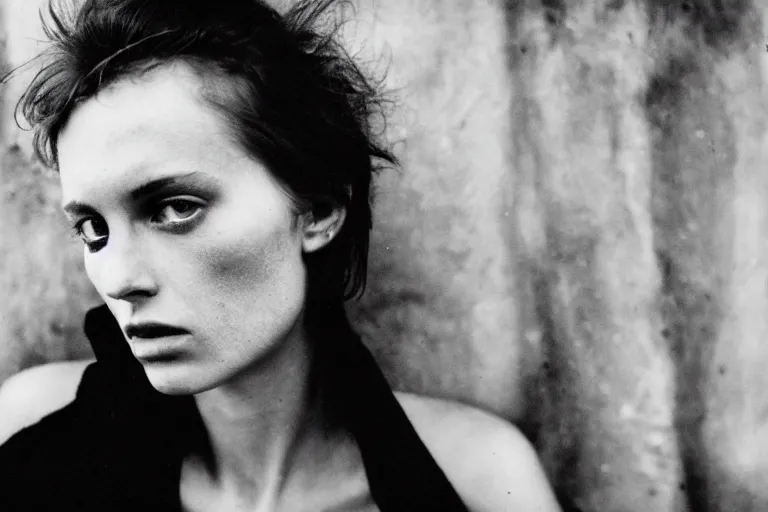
[
  {"left": 130, "top": 332, "right": 190, "bottom": 361},
  {"left": 125, "top": 322, "right": 191, "bottom": 362},
  {"left": 125, "top": 322, "right": 188, "bottom": 340}
]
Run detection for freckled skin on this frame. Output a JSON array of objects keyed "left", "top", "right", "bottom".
[{"left": 57, "top": 61, "right": 308, "bottom": 395}]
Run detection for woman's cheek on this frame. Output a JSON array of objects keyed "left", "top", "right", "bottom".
[{"left": 197, "top": 221, "right": 303, "bottom": 302}]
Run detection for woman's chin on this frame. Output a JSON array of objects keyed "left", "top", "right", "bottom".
[{"left": 141, "top": 361, "right": 214, "bottom": 396}]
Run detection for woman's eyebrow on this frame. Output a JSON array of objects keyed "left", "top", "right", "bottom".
[
  {"left": 128, "top": 172, "right": 200, "bottom": 201},
  {"left": 61, "top": 171, "right": 203, "bottom": 215},
  {"left": 61, "top": 200, "right": 96, "bottom": 217}
]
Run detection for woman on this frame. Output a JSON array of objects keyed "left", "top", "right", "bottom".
[{"left": 0, "top": 0, "right": 561, "bottom": 510}]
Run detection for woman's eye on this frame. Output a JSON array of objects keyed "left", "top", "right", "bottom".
[
  {"left": 153, "top": 199, "right": 203, "bottom": 224},
  {"left": 73, "top": 218, "right": 108, "bottom": 249}
]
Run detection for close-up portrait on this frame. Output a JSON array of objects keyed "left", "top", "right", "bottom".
[{"left": 0, "top": 1, "right": 766, "bottom": 511}]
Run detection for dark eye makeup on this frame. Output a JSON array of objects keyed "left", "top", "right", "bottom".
[
  {"left": 71, "top": 217, "right": 108, "bottom": 252},
  {"left": 150, "top": 197, "right": 205, "bottom": 226},
  {"left": 69, "top": 196, "right": 208, "bottom": 252},
  {"left": 65, "top": 172, "right": 218, "bottom": 253}
]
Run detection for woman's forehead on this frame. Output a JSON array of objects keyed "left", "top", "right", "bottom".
[
  {"left": 61, "top": 61, "right": 222, "bottom": 148},
  {"left": 57, "top": 63, "right": 246, "bottom": 197}
]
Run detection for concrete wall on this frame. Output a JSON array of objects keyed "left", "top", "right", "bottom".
[
  {"left": 1, "top": 0, "right": 767, "bottom": 511},
  {"left": 0, "top": 0, "right": 101, "bottom": 381}
]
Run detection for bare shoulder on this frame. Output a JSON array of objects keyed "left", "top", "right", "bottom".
[
  {"left": 0, "top": 359, "right": 94, "bottom": 445},
  {"left": 395, "top": 392, "right": 562, "bottom": 512}
]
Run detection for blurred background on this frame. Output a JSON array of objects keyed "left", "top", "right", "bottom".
[{"left": 1, "top": 0, "right": 767, "bottom": 510}]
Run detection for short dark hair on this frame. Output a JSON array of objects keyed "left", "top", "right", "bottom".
[{"left": 14, "top": 0, "right": 397, "bottom": 302}]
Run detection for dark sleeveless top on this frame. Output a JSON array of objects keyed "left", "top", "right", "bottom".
[{"left": 0, "top": 304, "right": 469, "bottom": 511}]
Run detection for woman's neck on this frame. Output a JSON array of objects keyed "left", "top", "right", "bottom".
[{"left": 188, "top": 316, "right": 323, "bottom": 507}]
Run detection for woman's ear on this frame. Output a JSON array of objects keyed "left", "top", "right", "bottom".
[{"left": 301, "top": 205, "right": 347, "bottom": 253}]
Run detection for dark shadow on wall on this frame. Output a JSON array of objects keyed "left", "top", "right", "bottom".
[
  {"left": 646, "top": 1, "right": 765, "bottom": 511},
  {"left": 501, "top": 2, "right": 578, "bottom": 511}
]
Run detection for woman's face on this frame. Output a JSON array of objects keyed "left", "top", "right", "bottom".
[{"left": 58, "top": 62, "right": 319, "bottom": 395}]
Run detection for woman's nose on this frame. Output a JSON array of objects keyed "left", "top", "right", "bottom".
[{"left": 91, "top": 239, "right": 159, "bottom": 303}]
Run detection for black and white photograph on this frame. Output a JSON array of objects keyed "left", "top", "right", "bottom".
[{"left": 0, "top": 1, "right": 766, "bottom": 511}]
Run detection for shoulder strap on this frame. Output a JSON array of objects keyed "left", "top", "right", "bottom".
[{"left": 313, "top": 304, "right": 470, "bottom": 512}]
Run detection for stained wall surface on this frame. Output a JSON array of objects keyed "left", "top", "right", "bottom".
[{"left": 1, "top": 1, "right": 767, "bottom": 511}]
